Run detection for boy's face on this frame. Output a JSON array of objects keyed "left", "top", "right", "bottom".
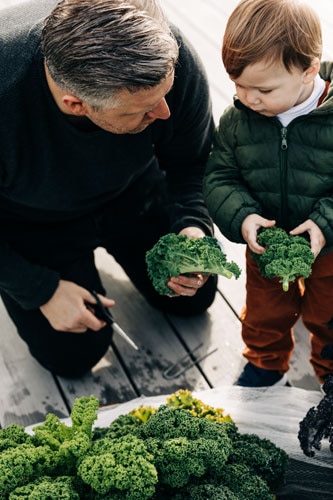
[{"left": 230, "top": 59, "right": 318, "bottom": 117}]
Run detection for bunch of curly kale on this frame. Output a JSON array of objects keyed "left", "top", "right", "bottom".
[
  {"left": 145, "top": 233, "right": 241, "bottom": 295},
  {"left": 252, "top": 227, "right": 315, "bottom": 291},
  {"left": 0, "top": 390, "right": 289, "bottom": 499}
]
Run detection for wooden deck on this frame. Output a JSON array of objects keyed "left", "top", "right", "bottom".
[{"left": 1, "top": 0, "right": 332, "bottom": 428}]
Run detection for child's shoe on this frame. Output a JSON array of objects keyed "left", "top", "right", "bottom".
[{"left": 236, "top": 362, "right": 289, "bottom": 387}]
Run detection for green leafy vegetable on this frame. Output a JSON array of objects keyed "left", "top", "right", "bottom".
[
  {"left": 77, "top": 435, "right": 158, "bottom": 498},
  {"left": 0, "top": 396, "right": 99, "bottom": 499},
  {"left": 0, "top": 391, "right": 288, "bottom": 499},
  {"left": 252, "top": 227, "right": 315, "bottom": 291},
  {"left": 166, "top": 388, "right": 233, "bottom": 424},
  {"left": 133, "top": 405, "right": 232, "bottom": 488},
  {"left": 217, "top": 463, "right": 273, "bottom": 500},
  {"left": 172, "top": 482, "right": 238, "bottom": 499},
  {"left": 228, "top": 432, "right": 289, "bottom": 491},
  {"left": 31, "top": 395, "right": 99, "bottom": 476},
  {"left": 8, "top": 475, "right": 80, "bottom": 499},
  {"left": 93, "top": 413, "right": 143, "bottom": 440},
  {"left": 0, "top": 424, "right": 32, "bottom": 452},
  {"left": 146, "top": 233, "right": 241, "bottom": 295}
]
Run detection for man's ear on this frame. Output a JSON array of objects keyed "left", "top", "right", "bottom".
[
  {"left": 303, "top": 58, "right": 320, "bottom": 84},
  {"left": 62, "top": 94, "right": 89, "bottom": 115}
]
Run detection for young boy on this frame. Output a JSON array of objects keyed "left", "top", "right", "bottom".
[{"left": 203, "top": 0, "right": 333, "bottom": 387}]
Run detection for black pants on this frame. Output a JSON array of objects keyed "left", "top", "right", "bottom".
[{"left": 1, "top": 175, "right": 217, "bottom": 377}]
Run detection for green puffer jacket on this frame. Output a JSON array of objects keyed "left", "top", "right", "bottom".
[{"left": 203, "top": 61, "right": 333, "bottom": 255}]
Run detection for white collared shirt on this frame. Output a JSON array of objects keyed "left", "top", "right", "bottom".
[{"left": 277, "top": 74, "right": 326, "bottom": 126}]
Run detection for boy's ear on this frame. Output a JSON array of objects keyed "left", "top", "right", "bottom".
[{"left": 303, "top": 58, "right": 320, "bottom": 84}]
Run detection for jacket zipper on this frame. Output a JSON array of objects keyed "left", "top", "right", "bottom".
[
  {"left": 281, "top": 127, "right": 288, "bottom": 150},
  {"left": 280, "top": 127, "right": 288, "bottom": 225}
]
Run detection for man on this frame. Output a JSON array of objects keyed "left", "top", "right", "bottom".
[{"left": 0, "top": 0, "right": 217, "bottom": 376}]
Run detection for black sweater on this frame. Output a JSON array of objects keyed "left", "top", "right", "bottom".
[{"left": 0, "top": 0, "right": 215, "bottom": 309}]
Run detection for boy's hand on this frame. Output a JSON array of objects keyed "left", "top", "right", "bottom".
[
  {"left": 290, "top": 219, "right": 326, "bottom": 257},
  {"left": 241, "top": 214, "right": 276, "bottom": 253}
]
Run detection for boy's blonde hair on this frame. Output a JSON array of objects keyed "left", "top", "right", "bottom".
[{"left": 222, "top": 0, "right": 322, "bottom": 78}]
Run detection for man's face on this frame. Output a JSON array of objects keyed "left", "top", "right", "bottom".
[
  {"left": 85, "top": 73, "right": 174, "bottom": 134},
  {"left": 230, "top": 60, "right": 315, "bottom": 117}
]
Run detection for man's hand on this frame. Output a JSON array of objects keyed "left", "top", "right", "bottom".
[
  {"left": 40, "top": 280, "right": 115, "bottom": 333},
  {"left": 241, "top": 214, "right": 276, "bottom": 253},
  {"left": 167, "top": 226, "right": 210, "bottom": 297},
  {"left": 290, "top": 219, "right": 326, "bottom": 257}
]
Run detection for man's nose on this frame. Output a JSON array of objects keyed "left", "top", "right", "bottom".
[{"left": 147, "top": 98, "right": 170, "bottom": 120}]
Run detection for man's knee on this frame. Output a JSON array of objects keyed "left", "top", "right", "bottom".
[
  {"left": 146, "top": 274, "right": 217, "bottom": 316},
  {"left": 28, "top": 328, "right": 112, "bottom": 377}
]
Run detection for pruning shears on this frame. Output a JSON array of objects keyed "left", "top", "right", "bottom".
[{"left": 89, "top": 290, "right": 139, "bottom": 351}]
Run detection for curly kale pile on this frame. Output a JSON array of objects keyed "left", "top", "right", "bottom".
[
  {"left": 252, "top": 227, "right": 315, "bottom": 291},
  {"left": 0, "top": 396, "right": 99, "bottom": 499},
  {"left": 0, "top": 390, "right": 289, "bottom": 499},
  {"left": 145, "top": 233, "right": 241, "bottom": 295}
]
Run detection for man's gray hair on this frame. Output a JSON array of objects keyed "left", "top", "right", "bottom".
[{"left": 42, "top": 0, "right": 179, "bottom": 109}]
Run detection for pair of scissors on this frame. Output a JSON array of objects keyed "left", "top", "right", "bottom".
[{"left": 89, "top": 290, "right": 139, "bottom": 351}]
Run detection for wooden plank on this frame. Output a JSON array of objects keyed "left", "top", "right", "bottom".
[
  {"left": 0, "top": 299, "right": 69, "bottom": 428},
  {"left": 57, "top": 346, "right": 138, "bottom": 411},
  {"left": 168, "top": 291, "right": 246, "bottom": 386},
  {"left": 0, "top": 0, "right": 27, "bottom": 7},
  {"left": 95, "top": 249, "right": 211, "bottom": 394},
  {"left": 163, "top": 0, "right": 236, "bottom": 119},
  {"left": 58, "top": 249, "right": 210, "bottom": 410},
  {"left": 215, "top": 230, "right": 247, "bottom": 315},
  {"left": 291, "top": 319, "right": 320, "bottom": 391}
]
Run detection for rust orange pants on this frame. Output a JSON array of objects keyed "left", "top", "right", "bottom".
[{"left": 240, "top": 247, "right": 333, "bottom": 383}]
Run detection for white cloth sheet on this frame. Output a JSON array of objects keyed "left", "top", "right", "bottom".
[{"left": 26, "top": 385, "right": 332, "bottom": 469}]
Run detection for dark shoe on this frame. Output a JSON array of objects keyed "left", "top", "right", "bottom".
[{"left": 236, "top": 362, "right": 289, "bottom": 387}]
